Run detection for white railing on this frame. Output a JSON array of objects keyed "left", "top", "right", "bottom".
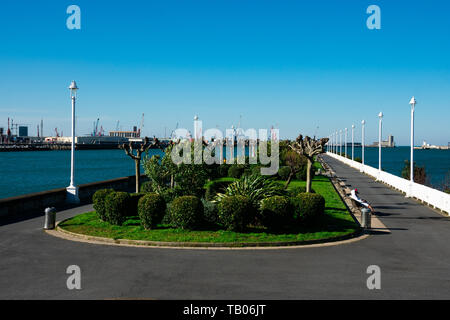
[{"left": 326, "top": 152, "right": 450, "bottom": 215}]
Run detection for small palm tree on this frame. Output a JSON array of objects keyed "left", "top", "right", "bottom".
[{"left": 214, "top": 174, "right": 283, "bottom": 208}]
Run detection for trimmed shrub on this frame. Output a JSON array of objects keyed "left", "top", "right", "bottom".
[
  {"left": 202, "top": 198, "right": 219, "bottom": 226},
  {"left": 260, "top": 196, "right": 291, "bottom": 230},
  {"left": 104, "top": 191, "right": 131, "bottom": 225},
  {"left": 278, "top": 166, "right": 291, "bottom": 181},
  {"left": 93, "top": 189, "right": 114, "bottom": 221},
  {"left": 228, "top": 165, "right": 245, "bottom": 178},
  {"left": 286, "top": 186, "right": 315, "bottom": 197},
  {"left": 218, "top": 195, "right": 251, "bottom": 232},
  {"left": 205, "top": 179, "right": 235, "bottom": 201},
  {"left": 355, "top": 157, "right": 362, "bottom": 163},
  {"left": 290, "top": 193, "right": 325, "bottom": 223},
  {"left": 140, "top": 181, "right": 153, "bottom": 193},
  {"left": 170, "top": 195, "right": 204, "bottom": 230},
  {"left": 127, "top": 193, "right": 146, "bottom": 217},
  {"left": 138, "top": 193, "right": 166, "bottom": 229}
]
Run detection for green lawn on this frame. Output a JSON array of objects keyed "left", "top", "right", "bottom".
[{"left": 59, "top": 173, "right": 359, "bottom": 245}]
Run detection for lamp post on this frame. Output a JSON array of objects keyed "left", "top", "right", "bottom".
[
  {"left": 351, "top": 124, "right": 355, "bottom": 161},
  {"left": 66, "top": 80, "right": 80, "bottom": 203},
  {"left": 378, "top": 112, "right": 383, "bottom": 178},
  {"left": 331, "top": 132, "right": 333, "bottom": 153},
  {"left": 344, "top": 127, "right": 348, "bottom": 158},
  {"left": 339, "top": 130, "right": 342, "bottom": 156},
  {"left": 361, "top": 120, "right": 365, "bottom": 172},
  {"left": 408, "top": 96, "right": 417, "bottom": 196},
  {"left": 335, "top": 131, "right": 337, "bottom": 154}
]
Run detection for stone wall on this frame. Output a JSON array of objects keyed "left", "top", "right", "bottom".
[{"left": 0, "top": 175, "right": 148, "bottom": 219}]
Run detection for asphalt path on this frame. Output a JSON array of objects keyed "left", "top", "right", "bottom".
[{"left": 1, "top": 155, "right": 449, "bottom": 299}]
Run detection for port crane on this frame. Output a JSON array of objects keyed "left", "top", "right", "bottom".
[{"left": 93, "top": 118, "right": 100, "bottom": 136}]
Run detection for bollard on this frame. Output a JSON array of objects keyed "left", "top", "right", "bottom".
[
  {"left": 361, "top": 207, "right": 371, "bottom": 229},
  {"left": 44, "top": 207, "right": 57, "bottom": 230}
]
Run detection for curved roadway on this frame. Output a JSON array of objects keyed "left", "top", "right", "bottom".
[{"left": 1, "top": 154, "right": 449, "bottom": 299}]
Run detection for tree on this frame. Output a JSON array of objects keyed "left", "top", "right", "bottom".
[
  {"left": 283, "top": 150, "right": 306, "bottom": 189},
  {"left": 120, "top": 137, "right": 161, "bottom": 193},
  {"left": 401, "top": 160, "right": 429, "bottom": 186},
  {"left": 289, "top": 135, "right": 329, "bottom": 193}
]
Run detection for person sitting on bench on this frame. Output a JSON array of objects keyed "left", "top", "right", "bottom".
[{"left": 350, "top": 188, "right": 374, "bottom": 213}]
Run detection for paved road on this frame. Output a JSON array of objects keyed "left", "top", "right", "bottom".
[{"left": 1, "top": 155, "right": 450, "bottom": 299}]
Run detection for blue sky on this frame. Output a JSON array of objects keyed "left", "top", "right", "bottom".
[{"left": 0, "top": 0, "right": 449, "bottom": 145}]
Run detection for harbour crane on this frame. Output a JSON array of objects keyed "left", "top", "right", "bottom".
[{"left": 93, "top": 118, "right": 100, "bottom": 136}]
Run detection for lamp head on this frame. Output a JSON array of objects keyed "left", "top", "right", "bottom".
[
  {"left": 69, "top": 80, "right": 78, "bottom": 97},
  {"left": 378, "top": 112, "right": 383, "bottom": 119},
  {"left": 361, "top": 120, "right": 365, "bottom": 125},
  {"left": 409, "top": 96, "right": 417, "bottom": 106},
  {"left": 352, "top": 124, "right": 355, "bottom": 129}
]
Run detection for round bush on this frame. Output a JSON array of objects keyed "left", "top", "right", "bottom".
[
  {"left": 286, "top": 186, "right": 315, "bottom": 197},
  {"left": 278, "top": 166, "right": 291, "bottom": 181},
  {"left": 170, "top": 196, "right": 204, "bottom": 230},
  {"left": 93, "top": 189, "right": 115, "bottom": 221},
  {"left": 290, "top": 193, "right": 325, "bottom": 223},
  {"left": 260, "top": 196, "right": 291, "bottom": 230},
  {"left": 140, "top": 181, "right": 153, "bottom": 193},
  {"left": 228, "top": 165, "right": 244, "bottom": 178},
  {"left": 104, "top": 191, "right": 130, "bottom": 225},
  {"left": 218, "top": 195, "right": 251, "bottom": 232},
  {"left": 138, "top": 193, "right": 166, "bottom": 230}
]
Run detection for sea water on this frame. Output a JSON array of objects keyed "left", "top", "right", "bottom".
[{"left": 0, "top": 146, "right": 449, "bottom": 199}]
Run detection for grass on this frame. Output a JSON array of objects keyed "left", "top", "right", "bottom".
[{"left": 59, "top": 172, "right": 359, "bottom": 244}]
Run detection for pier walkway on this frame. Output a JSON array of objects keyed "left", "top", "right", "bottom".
[{"left": 1, "top": 155, "right": 450, "bottom": 299}]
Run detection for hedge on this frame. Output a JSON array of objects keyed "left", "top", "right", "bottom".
[
  {"left": 104, "top": 191, "right": 131, "bottom": 225},
  {"left": 217, "top": 195, "right": 251, "bottom": 232},
  {"left": 170, "top": 195, "right": 204, "bottom": 230},
  {"left": 138, "top": 193, "right": 166, "bottom": 230},
  {"left": 290, "top": 193, "right": 325, "bottom": 223},
  {"left": 260, "top": 195, "right": 291, "bottom": 230},
  {"left": 92, "top": 189, "right": 115, "bottom": 221}
]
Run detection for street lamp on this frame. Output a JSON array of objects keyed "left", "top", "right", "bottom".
[
  {"left": 408, "top": 96, "right": 417, "bottom": 195},
  {"left": 334, "top": 131, "right": 337, "bottom": 154},
  {"left": 66, "top": 80, "right": 80, "bottom": 203},
  {"left": 361, "top": 120, "right": 365, "bottom": 172},
  {"left": 344, "top": 128, "right": 348, "bottom": 158},
  {"left": 378, "top": 112, "right": 383, "bottom": 177},
  {"left": 351, "top": 124, "right": 355, "bottom": 161},
  {"left": 339, "top": 129, "right": 342, "bottom": 156}
]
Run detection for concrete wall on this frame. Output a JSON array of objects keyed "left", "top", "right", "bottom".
[{"left": 0, "top": 175, "right": 148, "bottom": 219}]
